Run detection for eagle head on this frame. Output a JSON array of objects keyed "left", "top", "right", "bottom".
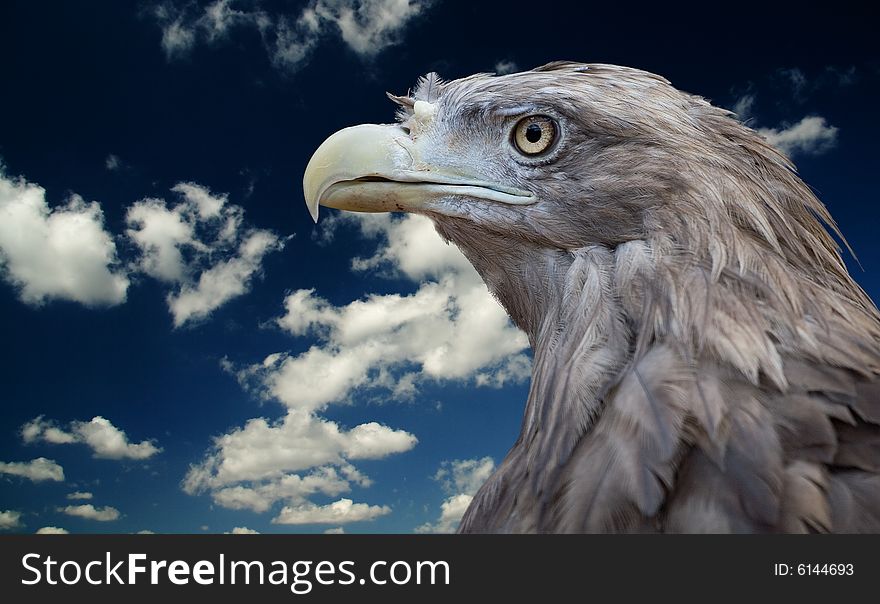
[{"left": 305, "top": 62, "right": 702, "bottom": 248}]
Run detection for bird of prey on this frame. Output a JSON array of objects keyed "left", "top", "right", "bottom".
[{"left": 303, "top": 62, "right": 880, "bottom": 533}]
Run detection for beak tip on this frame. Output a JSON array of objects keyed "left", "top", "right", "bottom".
[
  {"left": 302, "top": 122, "right": 407, "bottom": 224},
  {"left": 306, "top": 199, "right": 320, "bottom": 223}
]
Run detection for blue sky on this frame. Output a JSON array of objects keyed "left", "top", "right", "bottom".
[{"left": 0, "top": 0, "right": 878, "bottom": 534}]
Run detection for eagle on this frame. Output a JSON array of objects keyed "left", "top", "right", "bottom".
[{"left": 302, "top": 62, "right": 880, "bottom": 533}]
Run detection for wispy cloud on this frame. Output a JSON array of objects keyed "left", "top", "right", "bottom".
[
  {"left": 778, "top": 67, "right": 808, "bottom": 98},
  {"left": 320, "top": 0, "right": 429, "bottom": 56},
  {"left": 151, "top": 0, "right": 433, "bottom": 72},
  {"left": 0, "top": 457, "right": 64, "bottom": 482},
  {"left": 774, "top": 65, "right": 858, "bottom": 99},
  {"left": 0, "top": 169, "right": 129, "bottom": 307},
  {"left": 154, "top": 3, "right": 197, "bottom": 58},
  {"left": 732, "top": 93, "right": 756, "bottom": 122},
  {"left": 105, "top": 154, "right": 122, "bottom": 171},
  {"left": 493, "top": 60, "right": 518, "bottom": 75},
  {"left": 824, "top": 65, "right": 857, "bottom": 86},
  {"left": 22, "top": 416, "right": 161, "bottom": 461}
]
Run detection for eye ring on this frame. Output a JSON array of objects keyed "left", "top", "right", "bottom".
[{"left": 512, "top": 115, "right": 558, "bottom": 156}]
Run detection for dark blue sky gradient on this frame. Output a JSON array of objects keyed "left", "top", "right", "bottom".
[{"left": 1, "top": 1, "right": 878, "bottom": 533}]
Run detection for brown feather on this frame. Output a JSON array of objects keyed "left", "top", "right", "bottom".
[{"left": 778, "top": 461, "right": 831, "bottom": 533}]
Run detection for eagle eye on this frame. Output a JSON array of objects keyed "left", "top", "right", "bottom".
[{"left": 512, "top": 116, "right": 557, "bottom": 156}]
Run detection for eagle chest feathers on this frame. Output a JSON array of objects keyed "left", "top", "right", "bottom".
[{"left": 304, "top": 62, "right": 880, "bottom": 533}]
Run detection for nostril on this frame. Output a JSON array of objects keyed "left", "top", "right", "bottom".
[{"left": 400, "top": 126, "right": 411, "bottom": 135}]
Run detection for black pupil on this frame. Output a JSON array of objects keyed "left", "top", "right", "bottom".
[{"left": 525, "top": 123, "right": 543, "bottom": 143}]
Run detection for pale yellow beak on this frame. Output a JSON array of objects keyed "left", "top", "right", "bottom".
[{"left": 302, "top": 123, "right": 535, "bottom": 222}]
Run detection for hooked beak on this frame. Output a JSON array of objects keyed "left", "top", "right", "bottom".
[{"left": 302, "top": 123, "right": 535, "bottom": 222}]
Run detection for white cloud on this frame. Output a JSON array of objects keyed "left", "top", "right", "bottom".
[
  {"left": 59, "top": 504, "right": 120, "bottom": 522},
  {"left": 125, "top": 198, "right": 193, "bottom": 283},
  {"left": 36, "top": 526, "right": 69, "bottom": 534},
  {"left": 202, "top": 0, "right": 268, "bottom": 41},
  {"left": 154, "top": 3, "right": 198, "bottom": 58},
  {"left": 126, "top": 182, "right": 284, "bottom": 326},
  {"left": 415, "top": 493, "right": 472, "bottom": 534},
  {"left": 314, "top": 0, "right": 428, "bottom": 57},
  {"left": 169, "top": 230, "right": 281, "bottom": 326},
  {"left": 67, "top": 491, "right": 93, "bottom": 500},
  {"left": 183, "top": 409, "right": 415, "bottom": 514},
  {"left": 494, "top": 60, "right": 518, "bottom": 75},
  {"left": 105, "top": 154, "right": 121, "bottom": 171},
  {"left": 416, "top": 457, "right": 494, "bottom": 533},
  {"left": 324, "top": 526, "right": 345, "bottom": 534},
  {"left": 186, "top": 411, "right": 414, "bottom": 487},
  {"left": 152, "top": 1, "right": 432, "bottom": 72},
  {"left": 345, "top": 421, "right": 419, "bottom": 459},
  {"left": 74, "top": 417, "right": 161, "bottom": 460},
  {"left": 758, "top": 116, "right": 839, "bottom": 157},
  {"left": 0, "top": 510, "right": 23, "bottom": 530},
  {"left": 21, "top": 416, "right": 161, "bottom": 460},
  {"left": 475, "top": 354, "right": 532, "bottom": 388},
  {"left": 227, "top": 526, "right": 260, "bottom": 534},
  {"left": 207, "top": 467, "right": 352, "bottom": 514},
  {"left": 433, "top": 457, "right": 494, "bottom": 497},
  {"left": 0, "top": 169, "right": 129, "bottom": 307},
  {"left": 20, "top": 417, "right": 76, "bottom": 445},
  {"left": 136, "top": 530, "right": 156, "bottom": 534},
  {"left": 273, "top": 498, "right": 391, "bottom": 525},
  {"left": 0, "top": 457, "right": 64, "bottom": 482},
  {"left": 154, "top": 0, "right": 272, "bottom": 59}
]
